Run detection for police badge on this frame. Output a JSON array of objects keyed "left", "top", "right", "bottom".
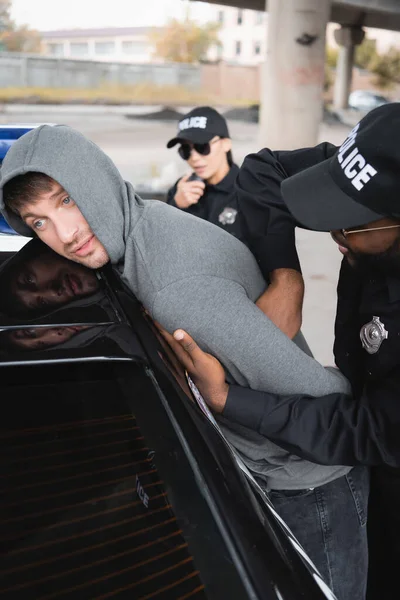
[
  {"left": 218, "top": 207, "right": 237, "bottom": 226},
  {"left": 360, "top": 316, "right": 388, "bottom": 355}
]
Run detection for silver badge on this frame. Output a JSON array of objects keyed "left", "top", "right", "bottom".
[
  {"left": 218, "top": 207, "right": 237, "bottom": 226},
  {"left": 360, "top": 316, "right": 388, "bottom": 355}
]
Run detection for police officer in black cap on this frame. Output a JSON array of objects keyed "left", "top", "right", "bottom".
[{"left": 166, "top": 106, "right": 243, "bottom": 239}]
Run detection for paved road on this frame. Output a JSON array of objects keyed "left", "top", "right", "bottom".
[{"left": 0, "top": 107, "right": 354, "bottom": 365}]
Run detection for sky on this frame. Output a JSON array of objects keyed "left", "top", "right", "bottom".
[{"left": 10, "top": 0, "right": 214, "bottom": 30}]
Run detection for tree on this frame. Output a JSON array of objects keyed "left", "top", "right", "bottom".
[
  {"left": 369, "top": 47, "right": 400, "bottom": 89},
  {"left": 324, "top": 64, "right": 334, "bottom": 92},
  {"left": 325, "top": 46, "right": 338, "bottom": 69},
  {"left": 151, "top": 17, "right": 220, "bottom": 64},
  {"left": 324, "top": 47, "right": 338, "bottom": 94},
  {"left": 0, "top": 0, "right": 41, "bottom": 53},
  {"left": 1, "top": 25, "right": 41, "bottom": 52},
  {"left": 355, "top": 37, "right": 378, "bottom": 70},
  {"left": 0, "top": 0, "right": 11, "bottom": 49}
]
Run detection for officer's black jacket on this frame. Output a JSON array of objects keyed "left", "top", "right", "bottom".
[
  {"left": 224, "top": 143, "right": 400, "bottom": 467},
  {"left": 166, "top": 164, "right": 244, "bottom": 240},
  {"left": 236, "top": 143, "right": 338, "bottom": 277}
]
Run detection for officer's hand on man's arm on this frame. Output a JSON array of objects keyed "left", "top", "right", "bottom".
[
  {"left": 158, "top": 327, "right": 229, "bottom": 413},
  {"left": 256, "top": 268, "right": 304, "bottom": 339},
  {"left": 174, "top": 174, "right": 206, "bottom": 209},
  {"left": 158, "top": 326, "right": 400, "bottom": 466}
]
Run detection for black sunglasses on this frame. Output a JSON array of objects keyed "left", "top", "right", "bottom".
[{"left": 178, "top": 138, "right": 220, "bottom": 161}]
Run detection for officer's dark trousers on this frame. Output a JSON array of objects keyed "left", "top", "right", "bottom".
[{"left": 367, "top": 466, "right": 400, "bottom": 600}]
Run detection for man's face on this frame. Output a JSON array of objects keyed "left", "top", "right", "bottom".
[
  {"left": 331, "top": 218, "right": 400, "bottom": 275},
  {"left": 184, "top": 136, "right": 232, "bottom": 181},
  {"left": 10, "top": 251, "right": 99, "bottom": 311},
  {"left": 20, "top": 181, "right": 109, "bottom": 269}
]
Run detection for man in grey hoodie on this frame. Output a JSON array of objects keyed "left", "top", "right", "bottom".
[{"left": 0, "top": 124, "right": 367, "bottom": 600}]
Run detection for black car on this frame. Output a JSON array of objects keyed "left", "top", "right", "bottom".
[{"left": 0, "top": 239, "right": 336, "bottom": 600}]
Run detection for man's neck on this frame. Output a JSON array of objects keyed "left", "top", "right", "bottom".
[{"left": 206, "top": 162, "right": 230, "bottom": 186}]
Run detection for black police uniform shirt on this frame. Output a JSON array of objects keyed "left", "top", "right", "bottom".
[
  {"left": 235, "top": 142, "right": 338, "bottom": 278},
  {"left": 220, "top": 142, "right": 400, "bottom": 467},
  {"left": 166, "top": 164, "right": 244, "bottom": 241}
]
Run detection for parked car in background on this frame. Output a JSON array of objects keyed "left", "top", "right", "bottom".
[{"left": 348, "top": 89, "right": 390, "bottom": 112}]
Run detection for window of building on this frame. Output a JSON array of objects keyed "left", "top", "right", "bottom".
[
  {"left": 235, "top": 40, "right": 241, "bottom": 56},
  {"left": 255, "top": 11, "right": 263, "bottom": 26},
  {"left": 254, "top": 41, "right": 261, "bottom": 55},
  {"left": 69, "top": 42, "right": 89, "bottom": 57},
  {"left": 237, "top": 9, "right": 243, "bottom": 25},
  {"left": 94, "top": 41, "right": 115, "bottom": 55},
  {"left": 122, "top": 40, "right": 148, "bottom": 54},
  {"left": 218, "top": 10, "right": 224, "bottom": 24},
  {"left": 47, "top": 43, "right": 64, "bottom": 57}
]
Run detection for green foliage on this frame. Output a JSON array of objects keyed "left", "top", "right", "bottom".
[
  {"left": 0, "top": 0, "right": 41, "bottom": 52},
  {"left": 369, "top": 47, "right": 400, "bottom": 89},
  {"left": 326, "top": 46, "right": 338, "bottom": 69},
  {"left": 324, "top": 64, "right": 334, "bottom": 91},
  {"left": 326, "top": 35, "right": 400, "bottom": 92},
  {"left": 326, "top": 37, "right": 378, "bottom": 71},
  {"left": 354, "top": 38, "right": 378, "bottom": 69},
  {"left": 324, "top": 47, "right": 338, "bottom": 93},
  {"left": 151, "top": 18, "right": 220, "bottom": 63}
]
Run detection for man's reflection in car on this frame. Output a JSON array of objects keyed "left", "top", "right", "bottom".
[
  {"left": 0, "top": 240, "right": 99, "bottom": 316},
  {"left": 3, "top": 325, "right": 91, "bottom": 351},
  {"left": 0, "top": 240, "right": 144, "bottom": 360}
]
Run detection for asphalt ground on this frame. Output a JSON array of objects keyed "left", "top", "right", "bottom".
[{"left": 0, "top": 106, "right": 354, "bottom": 365}]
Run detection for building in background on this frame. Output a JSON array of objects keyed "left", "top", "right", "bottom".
[
  {"left": 40, "top": 27, "right": 160, "bottom": 63},
  {"left": 40, "top": 5, "right": 267, "bottom": 66},
  {"left": 33, "top": 1, "right": 400, "bottom": 68},
  {"left": 207, "top": 5, "right": 266, "bottom": 65}
]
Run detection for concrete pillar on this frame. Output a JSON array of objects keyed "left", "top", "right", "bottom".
[
  {"left": 260, "top": 0, "right": 331, "bottom": 149},
  {"left": 333, "top": 26, "right": 365, "bottom": 110}
]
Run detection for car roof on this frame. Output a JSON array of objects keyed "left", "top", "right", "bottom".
[
  {"left": 0, "top": 123, "right": 56, "bottom": 159},
  {"left": 0, "top": 123, "right": 56, "bottom": 237}
]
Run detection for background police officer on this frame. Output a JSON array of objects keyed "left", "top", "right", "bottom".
[{"left": 166, "top": 106, "right": 243, "bottom": 239}]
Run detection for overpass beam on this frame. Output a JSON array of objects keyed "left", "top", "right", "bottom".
[
  {"left": 260, "top": 0, "right": 331, "bottom": 149},
  {"left": 333, "top": 26, "right": 365, "bottom": 110}
]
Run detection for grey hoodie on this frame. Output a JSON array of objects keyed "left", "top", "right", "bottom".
[{"left": 0, "top": 125, "right": 351, "bottom": 489}]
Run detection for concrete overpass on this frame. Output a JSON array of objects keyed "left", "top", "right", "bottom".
[
  {"left": 193, "top": 0, "right": 400, "bottom": 148},
  {"left": 197, "top": 1, "right": 400, "bottom": 32}
]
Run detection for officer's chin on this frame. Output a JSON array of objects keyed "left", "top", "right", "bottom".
[
  {"left": 344, "top": 252, "right": 357, "bottom": 268},
  {"left": 337, "top": 244, "right": 359, "bottom": 269}
]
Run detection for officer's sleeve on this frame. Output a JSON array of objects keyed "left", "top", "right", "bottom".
[
  {"left": 236, "top": 143, "right": 338, "bottom": 280},
  {"left": 236, "top": 149, "right": 299, "bottom": 278},
  {"left": 166, "top": 179, "right": 180, "bottom": 207},
  {"left": 223, "top": 370, "right": 400, "bottom": 467},
  {"left": 274, "top": 142, "right": 337, "bottom": 174}
]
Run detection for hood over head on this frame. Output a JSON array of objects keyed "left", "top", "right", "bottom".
[{"left": 0, "top": 124, "right": 144, "bottom": 264}]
